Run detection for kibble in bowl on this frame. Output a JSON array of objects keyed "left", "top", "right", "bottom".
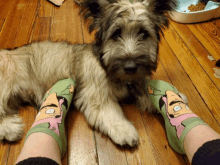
[
  {"left": 168, "top": 0, "right": 220, "bottom": 23},
  {"left": 188, "top": 2, "right": 206, "bottom": 12}
]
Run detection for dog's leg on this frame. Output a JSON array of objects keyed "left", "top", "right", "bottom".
[
  {"left": 0, "top": 49, "right": 43, "bottom": 141},
  {"left": 0, "top": 77, "right": 25, "bottom": 141},
  {"left": 75, "top": 79, "right": 139, "bottom": 146},
  {"left": 0, "top": 114, "right": 24, "bottom": 141},
  {"left": 96, "top": 100, "right": 139, "bottom": 146},
  {"left": 77, "top": 97, "right": 139, "bottom": 146}
]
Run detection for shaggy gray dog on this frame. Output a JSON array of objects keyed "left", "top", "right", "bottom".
[{"left": 0, "top": 0, "right": 175, "bottom": 146}]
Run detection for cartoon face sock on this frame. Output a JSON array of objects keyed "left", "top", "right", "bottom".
[
  {"left": 25, "top": 78, "right": 75, "bottom": 158},
  {"left": 147, "top": 80, "right": 208, "bottom": 154}
]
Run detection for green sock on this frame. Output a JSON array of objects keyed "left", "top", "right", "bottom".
[
  {"left": 147, "top": 79, "right": 208, "bottom": 154},
  {"left": 26, "top": 78, "right": 75, "bottom": 157}
]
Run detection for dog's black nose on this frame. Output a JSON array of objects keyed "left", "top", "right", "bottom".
[{"left": 124, "top": 61, "right": 138, "bottom": 74}]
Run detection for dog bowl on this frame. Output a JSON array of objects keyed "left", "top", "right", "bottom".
[{"left": 169, "top": 0, "right": 220, "bottom": 23}]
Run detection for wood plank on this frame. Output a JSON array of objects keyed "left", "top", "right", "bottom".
[
  {"left": 0, "top": 19, "right": 5, "bottom": 32},
  {"left": 13, "top": 1, "right": 39, "bottom": 48},
  {"left": 66, "top": 0, "right": 83, "bottom": 44},
  {"left": 67, "top": 110, "right": 98, "bottom": 165},
  {"left": 199, "top": 20, "right": 220, "bottom": 52},
  {"left": 170, "top": 21, "right": 220, "bottom": 90},
  {"left": 62, "top": 120, "right": 68, "bottom": 165},
  {"left": 7, "top": 106, "right": 36, "bottom": 165},
  {"left": 187, "top": 21, "right": 220, "bottom": 60},
  {"left": 123, "top": 105, "right": 157, "bottom": 165},
  {"left": 82, "top": 21, "right": 95, "bottom": 43},
  {"left": 30, "top": 17, "right": 51, "bottom": 42},
  {"left": 38, "top": 0, "right": 54, "bottom": 17},
  {"left": 152, "top": 60, "right": 172, "bottom": 83},
  {"left": 0, "top": 0, "right": 26, "bottom": 49},
  {"left": 212, "top": 19, "right": 220, "bottom": 32},
  {"left": 50, "top": 0, "right": 83, "bottom": 43},
  {"left": 0, "top": 142, "right": 10, "bottom": 165},
  {"left": 0, "top": 1, "right": 4, "bottom": 18},
  {"left": 163, "top": 24, "right": 220, "bottom": 124},
  {"left": 50, "top": 1, "right": 68, "bottom": 41},
  {"left": 95, "top": 132, "right": 128, "bottom": 165},
  {"left": 0, "top": 1, "right": 15, "bottom": 19}
]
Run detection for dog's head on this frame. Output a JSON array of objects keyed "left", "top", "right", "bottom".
[{"left": 79, "top": 0, "right": 175, "bottom": 82}]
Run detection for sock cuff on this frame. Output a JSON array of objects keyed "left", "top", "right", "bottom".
[
  {"left": 179, "top": 120, "right": 208, "bottom": 153},
  {"left": 192, "top": 139, "right": 220, "bottom": 165},
  {"left": 25, "top": 128, "right": 65, "bottom": 157},
  {"left": 16, "top": 157, "right": 59, "bottom": 165}
]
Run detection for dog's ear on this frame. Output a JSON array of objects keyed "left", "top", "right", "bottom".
[
  {"left": 82, "top": 0, "right": 110, "bottom": 17},
  {"left": 77, "top": 0, "right": 113, "bottom": 32},
  {"left": 142, "top": 0, "right": 176, "bottom": 40},
  {"left": 143, "top": 0, "right": 176, "bottom": 14},
  {"left": 142, "top": 0, "right": 176, "bottom": 27}
]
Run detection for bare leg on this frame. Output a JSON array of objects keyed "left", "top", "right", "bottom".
[
  {"left": 16, "top": 78, "right": 75, "bottom": 165},
  {"left": 147, "top": 79, "right": 220, "bottom": 162},
  {"left": 16, "top": 133, "right": 61, "bottom": 164},
  {"left": 184, "top": 125, "right": 220, "bottom": 163}
]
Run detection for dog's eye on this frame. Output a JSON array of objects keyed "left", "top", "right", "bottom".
[
  {"left": 135, "top": 55, "right": 148, "bottom": 62},
  {"left": 138, "top": 28, "right": 149, "bottom": 41},
  {"left": 111, "top": 29, "right": 122, "bottom": 40}
]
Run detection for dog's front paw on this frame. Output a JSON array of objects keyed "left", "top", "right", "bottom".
[
  {"left": 108, "top": 121, "right": 139, "bottom": 147},
  {"left": 0, "top": 114, "right": 24, "bottom": 141}
]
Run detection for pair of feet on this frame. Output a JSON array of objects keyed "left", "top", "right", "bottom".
[{"left": 9, "top": 78, "right": 207, "bottom": 157}]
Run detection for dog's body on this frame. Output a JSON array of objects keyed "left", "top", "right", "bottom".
[{"left": 0, "top": 0, "right": 175, "bottom": 146}]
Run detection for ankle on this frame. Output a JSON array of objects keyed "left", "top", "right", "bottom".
[{"left": 184, "top": 125, "right": 220, "bottom": 161}]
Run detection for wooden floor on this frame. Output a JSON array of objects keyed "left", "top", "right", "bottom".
[{"left": 0, "top": 0, "right": 220, "bottom": 165}]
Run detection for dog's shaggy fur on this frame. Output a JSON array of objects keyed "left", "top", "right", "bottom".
[{"left": 0, "top": 0, "right": 175, "bottom": 146}]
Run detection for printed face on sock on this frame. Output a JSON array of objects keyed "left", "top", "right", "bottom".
[
  {"left": 35, "top": 93, "right": 62, "bottom": 121},
  {"left": 166, "top": 91, "right": 193, "bottom": 118}
]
